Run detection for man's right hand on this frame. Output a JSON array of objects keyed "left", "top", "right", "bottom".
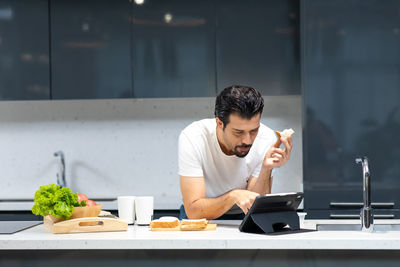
[
  {"left": 180, "top": 176, "right": 260, "bottom": 219},
  {"left": 231, "top": 189, "right": 260, "bottom": 214}
]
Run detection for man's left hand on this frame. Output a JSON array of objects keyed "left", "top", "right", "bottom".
[{"left": 262, "top": 136, "right": 293, "bottom": 169}]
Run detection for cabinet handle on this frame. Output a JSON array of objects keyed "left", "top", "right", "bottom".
[
  {"left": 329, "top": 202, "right": 394, "bottom": 209},
  {"left": 330, "top": 214, "right": 395, "bottom": 219}
]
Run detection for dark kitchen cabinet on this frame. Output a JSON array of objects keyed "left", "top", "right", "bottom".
[
  {"left": 302, "top": 0, "right": 400, "bottom": 218},
  {"left": 0, "top": 0, "right": 302, "bottom": 100},
  {"left": 131, "top": 0, "right": 216, "bottom": 98},
  {"left": 50, "top": 0, "right": 132, "bottom": 99},
  {"left": 216, "top": 0, "right": 300, "bottom": 95},
  {"left": 0, "top": 0, "right": 50, "bottom": 100}
]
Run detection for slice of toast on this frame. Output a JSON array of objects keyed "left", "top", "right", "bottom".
[
  {"left": 274, "top": 128, "right": 294, "bottom": 148},
  {"left": 181, "top": 218, "right": 208, "bottom": 225},
  {"left": 180, "top": 218, "right": 208, "bottom": 231},
  {"left": 275, "top": 128, "right": 295, "bottom": 139},
  {"left": 180, "top": 224, "right": 207, "bottom": 231},
  {"left": 150, "top": 216, "right": 179, "bottom": 228}
]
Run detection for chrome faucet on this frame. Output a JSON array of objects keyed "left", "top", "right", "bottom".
[
  {"left": 54, "top": 151, "right": 66, "bottom": 188},
  {"left": 356, "top": 157, "right": 373, "bottom": 232}
]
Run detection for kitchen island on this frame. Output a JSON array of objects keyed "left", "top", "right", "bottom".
[{"left": 1, "top": 220, "right": 400, "bottom": 266}]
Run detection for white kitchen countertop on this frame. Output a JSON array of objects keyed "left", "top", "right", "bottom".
[{"left": 2, "top": 219, "right": 400, "bottom": 250}]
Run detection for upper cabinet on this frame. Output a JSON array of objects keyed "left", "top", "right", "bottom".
[
  {"left": 131, "top": 0, "right": 216, "bottom": 98},
  {"left": 0, "top": 0, "right": 50, "bottom": 100},
  {"left": 50, "top": 0, "right": 132, "bottom": 99},
  {"left": 302, "top": 0, "right": 400, "bottom": 214},
  {"left": 216, "top": 0, "right": 300, "bottom": 95},
  {"left": 0, "top": 0, "right": 301, "bottom": 100}
]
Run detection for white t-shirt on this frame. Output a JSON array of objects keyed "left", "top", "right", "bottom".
[{"left": 178, "top": 118, "right": 277, "bottom": 211}]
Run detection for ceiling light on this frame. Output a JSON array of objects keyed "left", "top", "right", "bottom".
[
  {"left": 134, "top": 0, "right": 145, "bottom": 5},
  {"left": 164, "top": 13, "right": 173, "bottom": 23}
]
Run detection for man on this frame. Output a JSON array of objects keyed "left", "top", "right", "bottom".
[{"left": 178, "top": 85, "right": 293, "bottom": 219}]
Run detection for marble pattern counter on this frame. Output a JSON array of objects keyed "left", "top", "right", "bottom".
[{"left": 2, "top": 220, "right": 400, "bottom": 250}]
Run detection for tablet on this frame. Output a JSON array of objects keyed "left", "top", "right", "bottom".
[{"left": 239, "top": 192, "right": 303, "bottom": 232}]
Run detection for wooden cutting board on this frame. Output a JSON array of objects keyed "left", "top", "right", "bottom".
[
  {"left": 151, "top": 223, "right": 217, "bottom": 231},
  {"left": 44, "top": 216, "right": 128, "bottom": 234}
]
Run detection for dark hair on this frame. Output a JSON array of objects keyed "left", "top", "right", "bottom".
[{"left": 214, "top": 85, "right": 264, "bottom": 129}]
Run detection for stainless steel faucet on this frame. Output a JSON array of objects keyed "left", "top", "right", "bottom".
[
  {"left": 54, "top": 151, "right": 66, "bottom": 188},
  {"left": 356, "top": 157, "right": 373, "bottom": 232}
]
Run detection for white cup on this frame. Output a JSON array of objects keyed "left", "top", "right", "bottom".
[
  {"left": 298, "top": 212, "right": 307, "bottom": 228},
  {"left": 117, "top": 196, "right": 136, "bottom": 224},
  {"left": 135, "top": 196, "right": 154, "bottom": 225}
]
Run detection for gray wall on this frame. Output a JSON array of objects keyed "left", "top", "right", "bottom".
[{"left": 0, "top": 96, "right": 302, "bottom": 210}]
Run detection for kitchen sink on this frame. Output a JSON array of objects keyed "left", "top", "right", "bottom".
[{"left": 316, "top": 223, "right": 400, "bottom": 231}]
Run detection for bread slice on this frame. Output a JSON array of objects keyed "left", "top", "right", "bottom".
[
  {"left": 180, "top": 218, "right": 208, "bottom": 231},
  {"left": 150, "top": 216, "right": 179, "bottom": 228},
  {"left": 181, "top": 218, "right": 208, "bottom": 225},
  {"left": 275, "top": 128, "right": 295, "bottom": 139},
  {"left": 180, "top": 224, "right": 207, "bottom": 231}
]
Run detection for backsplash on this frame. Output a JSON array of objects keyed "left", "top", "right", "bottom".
[{"left": 0, "top": 96, "right": 302, "bottom": 209}]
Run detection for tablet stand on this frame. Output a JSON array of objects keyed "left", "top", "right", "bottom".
[{"left": 244, "top": 210, "right": 300, "bottom": 234}]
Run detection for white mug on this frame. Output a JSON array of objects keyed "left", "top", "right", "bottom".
[
  {"left": 117, "top": 196, "right": 136, "bottom": 224},
  {"left": 135, "top": 196, "right": 154, "bottom": 225}
]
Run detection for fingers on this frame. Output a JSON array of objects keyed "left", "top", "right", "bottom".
[
  {"left": 236, "top": 191, "right": 259, "bottom": 214},
  {"left": 280, "top": 136, "right": 293, "bottom": 159},
  {"left": 271, "top": 147, "right": 285, "bottom": 157},
  {"left": 270, "top": 146, "right": 290, "bottom": 164},
  {"left": 282, "top": 136, "right": 293, "bottom": 151},
  {"left": 287, "top": 136, "right": 293, "bottom": 148},
  {"left": 264, "top": 136, "right": 293, "bottom": 168},
  {"left": 284, "top": 137, "right": 292, "bottom": 160},
  {"left": 240, "top": 205, "right": 251, "bottom": 214},
  {"left": 273, "top": 135, "right": 293, "bottom": 150},
  {"left": 238, "top": 199, "right": 253, "bottom": 214},
  {"left": 273, "top": 138, "right": 282, "bottom": 148}
]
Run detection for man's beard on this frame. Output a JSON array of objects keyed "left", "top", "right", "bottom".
[{"left": 233, "top": 144, "right": 252, "bottom": 158}]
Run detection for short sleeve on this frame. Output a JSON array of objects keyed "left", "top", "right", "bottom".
[{"left": 178, "top": 132, "right": 204, "bottom": 177}]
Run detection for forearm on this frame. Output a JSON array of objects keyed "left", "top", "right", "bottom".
[
  {"left": 248, "top": 167, "right": 273, "bottom": 195},
  {"left": 185, "top": 190, "right": 238, "bottom": 220}
]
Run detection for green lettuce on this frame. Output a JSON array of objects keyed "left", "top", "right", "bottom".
[{"left": 31, "top": 184, "right": 86, "bottom": 219}]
